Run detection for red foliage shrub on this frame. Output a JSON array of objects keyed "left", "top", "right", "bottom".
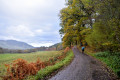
[
  {"left": 64, "top": 47, "right": 70, "bottom": 53},
  {"left": 2, "top": 53, "right": 67, "bottom": 80},
  {"left": 71, "top": 45, "right": 74, "bottom": 48},
  {"left": 35, "top": 58, "right": 45, "bottom": 70},
  {"left": 3, "top": 58, "right": 45, "bottom": 80}
]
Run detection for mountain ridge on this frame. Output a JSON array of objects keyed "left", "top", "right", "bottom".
[{"left": 0, "top": 40, "right": 34, "bottom": 50}]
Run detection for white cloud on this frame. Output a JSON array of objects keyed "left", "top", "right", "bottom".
[
  {"left": 30, "top": 42, "right": 54, "bottom": 47},
  {"left": 0, "top": 0, "right": 65, "bottom": 19},
  {"left": 0, "top": 35, "right": 21, "bottom": 41},
  {"left": 6, "top": 25, "right": 35, "bottom": 37},
  {"left": 35, "top": 29, "right": 43, "bottom": 34},
  {"left": 0, "top": 0, "right": 45, "bottom": 15}
]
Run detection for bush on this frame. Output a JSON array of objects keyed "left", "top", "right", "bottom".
[
  {"left": 95, "top": 52, "right": 110, "bottom": 57},
  {"left": 64, "top": 47, "right": 70, "bottom": 53},
  {"left": 3, "top": 58, "right": 45, "bottom": 80}
]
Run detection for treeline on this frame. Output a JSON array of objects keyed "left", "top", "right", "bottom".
[
  {"left": 59, "top": 0, "right": 120, "bottom": 52},
  {"left": 0, "top": 47, "right": 47, "bottom": 54}
]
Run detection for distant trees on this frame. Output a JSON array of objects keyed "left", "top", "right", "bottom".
[
  {"left": 1, "top": 47, "right": 44, "bottom": 54},
  {"left": 60, "top": 0, "right": 120, "bottom": 52},
  {"left": 2, "top": 48, "right": 37, "bottom": 53},
  {"left": 0, "top": 46, "right": 62, "bottom": 54},
  {"left": 0, "top": 47, "right": 3, "bottom": 54}
]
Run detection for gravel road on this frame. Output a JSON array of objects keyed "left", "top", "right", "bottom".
[{"left": 49, "top": 46, "right": 113, "bottom": 80}]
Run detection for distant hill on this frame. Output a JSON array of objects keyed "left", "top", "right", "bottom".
[
  {"left": 0, "top": 40, "right": 34, "bottom": 50},
  {"left": 49, "top": 43, "right": 60, "bottom": 48},
  {"left": 49, "top": 43, "right": 63, "bottom": 50}
]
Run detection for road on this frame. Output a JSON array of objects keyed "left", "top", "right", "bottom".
[{"left": 49, "top": 46, "right": 112, "bottom": 80}]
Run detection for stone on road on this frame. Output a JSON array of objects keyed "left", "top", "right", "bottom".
[{"left": 49, "top": 46, "right": 112, "bottom": 80}]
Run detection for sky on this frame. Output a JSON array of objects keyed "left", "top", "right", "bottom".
[{"left": 0, "top": 0, "right": 66, "bottom": 47}]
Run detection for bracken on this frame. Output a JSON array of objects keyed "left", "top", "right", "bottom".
[{"left": 2, "top": 49, "right": 69, "bottom": 80}]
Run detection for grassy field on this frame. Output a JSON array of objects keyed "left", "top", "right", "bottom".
[{"left": 0, "top": 51, "right": 62, "bottom": 79}]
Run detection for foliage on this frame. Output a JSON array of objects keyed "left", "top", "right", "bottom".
[
  {"left": 0, "top": 51, "right": 62, "bottom": 79},
  {"left": 85, "top": 0, "right": 120, "bottom": 52},
  {"left": 2, "top": 58, "right": 45, "bottom": 80},
  {"left": 95, "top": 52, "right": 120, "bottom": 77},
  {"left": 1, "top": 47, "right": 72, "bottom": 80},
  {"left": 59, "top": 0, "right": 94, "bottom": 47},
  {"left": 60, "top": 0, "right": 120, "bottom": 52},
  {"left": 64, "top": 47, "right": 70, "bottom": 53},
  {"left": 35, "top": 50, "right": 74, "bottom": 80},
  {"left": 1, "top": 51, "right": 68, "bottom": 80},
  {"left": 95, "top": 52, "right": 110, "bottom": 57}
]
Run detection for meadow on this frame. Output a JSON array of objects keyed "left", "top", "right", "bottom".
[{"left": 0, "top": 51, "right": 62, "bottom": 79}]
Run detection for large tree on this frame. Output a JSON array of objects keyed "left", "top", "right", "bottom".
[{"left": 60, "top": 0, "right": 120, "bottom": 52}]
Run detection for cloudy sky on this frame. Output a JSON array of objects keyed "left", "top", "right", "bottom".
[{"left": 0, "top": 0, "right": 66, "bottom": 47}]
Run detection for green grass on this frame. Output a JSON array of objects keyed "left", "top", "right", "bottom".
[
  {"left": 84, "top": 47, "right": 120, "bottom": 78},
  {"left": 93, "top": 52, "right": 120, "bottom": 77},
  {"left": 26, "top": 50, "right": 74, "bottom": 80},
  {"left": 0, "top": 51, "right": 62, "bottom": 79}
]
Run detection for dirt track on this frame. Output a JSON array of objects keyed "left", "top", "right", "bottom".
[{"left": 49, "top": 46, "right": 114, "bottom": 80}]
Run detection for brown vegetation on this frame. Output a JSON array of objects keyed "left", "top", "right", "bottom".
[{"left": 2, "top": 47, "right": 70, "bottom": 80}]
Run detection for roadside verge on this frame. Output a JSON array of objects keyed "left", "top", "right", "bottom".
[
  {"left": 83, "top": 47, "right": 120, "bottom": 79},
  {"left": 26, "top": 50, "right": 74, "bottom": 80}
]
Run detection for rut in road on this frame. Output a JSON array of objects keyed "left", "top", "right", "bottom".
[{"left": 49, "top": 46, "right": 112, "bottom": 80}]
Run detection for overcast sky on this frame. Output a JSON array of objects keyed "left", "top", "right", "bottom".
[{"left": 0, "top": 0, "right": 66, "bottom": 47}]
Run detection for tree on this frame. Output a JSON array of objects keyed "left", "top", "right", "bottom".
[
  {"left": 0, "top": 47, "right": 3, "bottom": 54},
  {"left": 85, "top": 0, "right": 120, "bottom": 51},
  {"left": 60, "top": 0, "right": 120, "bottom": 52},
  {"left": 59, "top": 0, "right": 95, "bottom": 47}
]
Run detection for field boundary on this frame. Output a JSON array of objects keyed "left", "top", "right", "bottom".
[
  {"left": 35, "top": 50, "right": 74, "bottom": 80},
  {"left": 45, "top": 51, "right": 74, "bottom": 80},
  {"left": 26, "top": 50, "right": 74, "bottom": 80}
]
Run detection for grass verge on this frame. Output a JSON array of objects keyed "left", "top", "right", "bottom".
[
  {"left": 85, "top": 47, "right": 120, "bottom": 78},
  {"left": 94, "top": 52, "right": 120, "bottom": 78},
  {"left": 26, "top": 50, "right": 74, "bottom": 80},
  {"left": 35, "top": 50, "right": 74, "bottom": 80}
]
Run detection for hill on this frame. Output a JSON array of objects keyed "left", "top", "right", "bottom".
[
  {"left": 0, "top": 40, "right": 34, "bottom": 50},
  {"left": 49, "top": 43, "right": 63, "bottom": 50}
]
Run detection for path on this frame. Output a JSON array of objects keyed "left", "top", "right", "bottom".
[{"left": 49, "top": 46, "right": 113, "bottom": 80}]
